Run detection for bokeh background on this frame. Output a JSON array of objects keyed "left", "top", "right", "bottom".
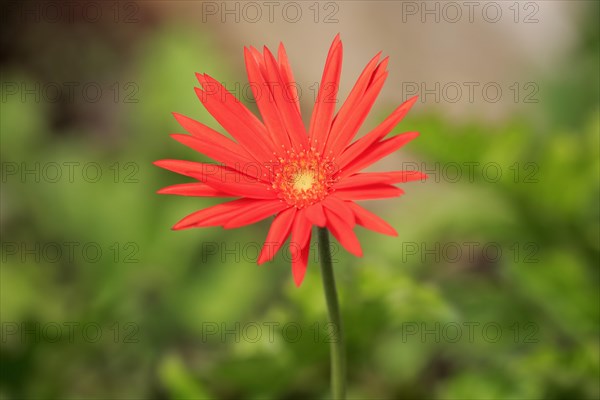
[{"left": 1, "top": 1, "right": 598, "bottom": 399}]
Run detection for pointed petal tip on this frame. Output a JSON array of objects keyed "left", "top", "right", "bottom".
[
  {"left": 171, "top": 221, "right": 184, "bottom": 230},
  {"left": 292, "top": 264, "right": 306, "bottom": 286},
  {"left": 245, "top": 45, "right": 258, "bottom": 56},
  {"left": 195, "top": 73, "right": 210, "bottom": 89},
  {"left": 290, "top": 242, "right": 309, "bottom": 287},
  {"left": 343, "top": 244, "right": 363, "bottom": 258},
  {"left": 401, "top": 96, "right": 419, "bottom": 110},
  {"left": 328, "top": 34, "right": 343, "bottom": 53},
  {"left": 385, "top": 226, "right": 399, "bottom": 237},
  {"left": 153, "top": 159, "right": 185, "bottom": 170},
  {"left": 257, "top": 246, "right": 274, "bottom": 265},
  {"left": 371, "top": 50, "right": 383, "bottom": 64},
  {"left": 193, "top": 87, "right": 205, "bottom": 100},
  {"left": 351, "top": 244, "right": 363, "bottom": 257},
  {"left": 172, "top": 220, "right": 195, "bottom": 231}
]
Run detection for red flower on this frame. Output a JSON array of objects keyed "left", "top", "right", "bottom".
[{"left": 155, "top": 35, "right": 426, "bottom": 286}]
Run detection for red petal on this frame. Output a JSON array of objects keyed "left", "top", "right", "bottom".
[
  {"left": 341, "top": 132, "right": 420, "bottom": 178},
  {"left": 334, "top": 184, "right": 404, "bottom": 200},
  {"left": 244, "top": 47, "right": 291, "bottom": 153},
  {"left": 324, "top": 207, "right": 362, "bottom": 257},
  {"left": 289, "top": 209, "right": 313, "bottom": 286},
  {"left": 153, "top": 159, "right": 209, "bottom": 179},
  {"left": 347, "top": 202, "right": 398, "bottom": 236},
  {"left": 223, "top": 200, "right": 288, "bottom": 229},
  {"left": 153, "top": 160, "right": 275, "bottom": 199},
  {"left": 172, "top": 113, "right": 253, "bottom": 160},
  {"left": 262, "top": 47, "right": 308, "bottom": 148},
  {"left": 305, "top": 203, "right": 326, "bottom": 227},
  {"left": 157, "top": 183, "right": 232, "bottom": 197},
  {"left": 201, "top": 174, "right": 275, "bottom": 200},
  {"left": 258, "top": 207, "right": 296, "bottom": 264},
  {"left": 291, "top": 236, "right": 311, "bottom": 287},
  {"left": 326, "top": 58, "right": 389, "bottom": 156},
  {"left": 248, "top": 46, "right": 267, "bottom": 74},
  {"left": 278, "top": 42, "right": 301, "bottom": 115},
  {"left": 334, "top": 171, "right": 427, "bottom": 189},
  {"left": 322, "top": 196, "right": 355, "bottom": 227},
  {"left": 193, "top": 81, "right": 273, "bottom": 162},
  {"left": 197, "top": 74, "right": 271, "bottom": 149},
  {"left": 172, "top": 198, "right": 258, "bottom": 230},
  {"left": 327, "top": 52, "right": 380, "bottom": 143},
  {"left": 169, "top": 134, "right": 264, "bottom": 181},
  {"left": 308, "top": 35, "right": 343, "bottom": 154},
  {"left": 383, "top": 170, "right": 428, "bottom": 183},
  {"left": 338, "top": 96, "right": 418, "bottom": 169},
  {"left": 291, "top": 208, "right": 312, "bottom": 250}
]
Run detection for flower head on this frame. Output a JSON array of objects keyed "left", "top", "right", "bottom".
[{"left": 155, "top": 35, "right": 426, "bottom": 286}]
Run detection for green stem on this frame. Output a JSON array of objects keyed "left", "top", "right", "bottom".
[{"left": 318, "top": 228, "right": 346, "bottom": 400}]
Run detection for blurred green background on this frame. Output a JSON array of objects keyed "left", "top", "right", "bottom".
[{"left": 1, "top": 1, "right": 598, "bottom": 399}]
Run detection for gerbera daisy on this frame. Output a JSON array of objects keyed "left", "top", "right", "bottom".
[{"left": 154, "top": 34, "right": 425, "bottom": 287}]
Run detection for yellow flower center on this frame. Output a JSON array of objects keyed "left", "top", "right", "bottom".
[
  {"left": 271, "top": 149, "right": 338, "bottom": 208},
  {"left": 293, "top": 170, "right": 316, "bottom": 192}
]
